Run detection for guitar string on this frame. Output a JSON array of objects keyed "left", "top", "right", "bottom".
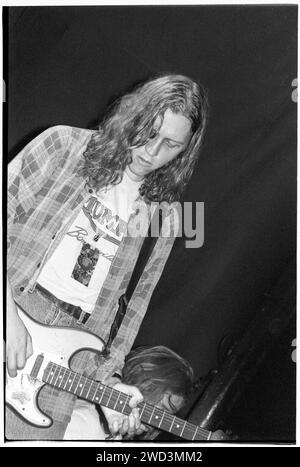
[
  {"left": 45, "top": 361, "right": 210, "bottom": 439},
  {"left": 45, "top": 361, "right": 209, "bottom": 439},
  {"left": 44, "top": 361, "right": 210, "bottom": 439}
]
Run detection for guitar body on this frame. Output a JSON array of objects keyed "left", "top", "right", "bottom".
[
  {"left": 6, "top": 307, "right": 211, "bottom": 441},
  {"left": 6, "top": 307, "right": 104, "bottom": 427}
]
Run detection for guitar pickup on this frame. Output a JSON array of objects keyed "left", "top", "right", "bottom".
[{"left": 30, "top": 353, "right": 44, "bottom": 379}]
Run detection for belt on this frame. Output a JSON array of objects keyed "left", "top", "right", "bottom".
[{"left": 35, "top": 284, "right": 90, "bottom": 324}]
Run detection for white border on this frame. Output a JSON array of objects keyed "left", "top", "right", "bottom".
[{"left": 1, "top": 0, "right": 298, "bottom": 448}]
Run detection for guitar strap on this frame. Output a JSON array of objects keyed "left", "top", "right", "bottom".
[{"left": 100, "top": 209, "right": 162, "bottom": 358}]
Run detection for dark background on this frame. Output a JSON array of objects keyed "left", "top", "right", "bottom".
[{"left": 5, "top": 5, "right": 297, "bottom": 441}]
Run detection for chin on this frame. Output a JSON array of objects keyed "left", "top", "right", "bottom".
[{"left": 127, "top": 165, "right": 144, "bottom": 180}]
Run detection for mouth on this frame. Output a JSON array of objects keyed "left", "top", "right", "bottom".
[{"left": 138, "top": 156, "right": 152, "bottom": 167}]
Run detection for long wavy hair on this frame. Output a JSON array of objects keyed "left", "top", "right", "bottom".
[
  {"left": 81, "top": 74, "right": 209, "bottom": 203},
  {"left": 122, "top": 345, "right": 194, "bottom": 408}
]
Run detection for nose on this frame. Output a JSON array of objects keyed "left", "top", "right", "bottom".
[{"left": 145, "top": 137, "right": 161, "bottom": 157}]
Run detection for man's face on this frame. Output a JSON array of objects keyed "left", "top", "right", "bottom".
[
  {"left": 127, "top": 108, "right": 192, "bottom": 181},
  {"left": 158, "top": 392, "right": 185, "bottom": 414}
]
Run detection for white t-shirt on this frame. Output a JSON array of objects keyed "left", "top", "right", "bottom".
[
  {"left": 63, "top": 399, "right": 109, "bottom": 440},
  {"left": 37, "top": 171, "right": 142, "bottom": 313}
]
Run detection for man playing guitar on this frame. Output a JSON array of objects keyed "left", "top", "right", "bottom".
[{"left": 7, "top": 74, "right": 210, "bottom": 440}]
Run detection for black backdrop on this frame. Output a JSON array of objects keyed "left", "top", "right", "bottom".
[{"left": 5, "top": 5, "right": 297, "bottom": 441}]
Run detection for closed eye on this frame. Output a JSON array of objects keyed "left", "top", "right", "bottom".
[
  {"left": 149, "top": 128, "right": 159, "bottom": 139},
  {"left": 165, "top": 140, "right": 180, "bottom": 149}
]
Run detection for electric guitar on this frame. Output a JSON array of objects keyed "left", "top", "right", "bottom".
[{"left": 6, "top": 307, "right": 212, "bottom": 441}]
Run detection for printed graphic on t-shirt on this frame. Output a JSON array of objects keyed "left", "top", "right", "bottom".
[
  {"left": 71, "top": 243, "right": 100, "bottom": 286},
  {"left": 37, "top": 171, "right": 141, "bottom": 312},
  {"left": 68, "top": 195, "right": 128, "bottom": 286},
  {"left": 82, "top": 196, "right": 127, "bottom": 242}
]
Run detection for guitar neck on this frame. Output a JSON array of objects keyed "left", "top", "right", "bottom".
[{"left": 43, "top": 361, "right": 210, "bottom": 441}]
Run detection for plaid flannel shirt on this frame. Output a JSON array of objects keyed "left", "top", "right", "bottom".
[{"left": 7, "top": 126, "right": 177, "bottom": 423}]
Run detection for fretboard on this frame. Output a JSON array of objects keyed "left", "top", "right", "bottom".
[{"left": 43, "top": 362, "right": 211, "bottom": 441}]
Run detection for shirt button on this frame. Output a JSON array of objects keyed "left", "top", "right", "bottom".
[
  {"left": 89, "top": 189, "right": 93, "bottom": 194},
  {"left": 52, "top": 234, "right": 56, "bottom": 240},
  {"left": 37, "top": 263, "right": 41, "bottom": 268},
  {"left": 20, "top": 286, "right": 25, "bottom": 292}
]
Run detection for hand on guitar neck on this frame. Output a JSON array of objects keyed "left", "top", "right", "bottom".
[
  {"left": 100, "top": 385, "right": 185, "bottom": 440},
  {"left": 5, "top": 285, "right": 146, "bottom": 440},
  {"left": 101, "top": 382, "right": 146, "bottom": 439},
  {"left": 6, "top": 297, "right": 232, "bottom": 441}
]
